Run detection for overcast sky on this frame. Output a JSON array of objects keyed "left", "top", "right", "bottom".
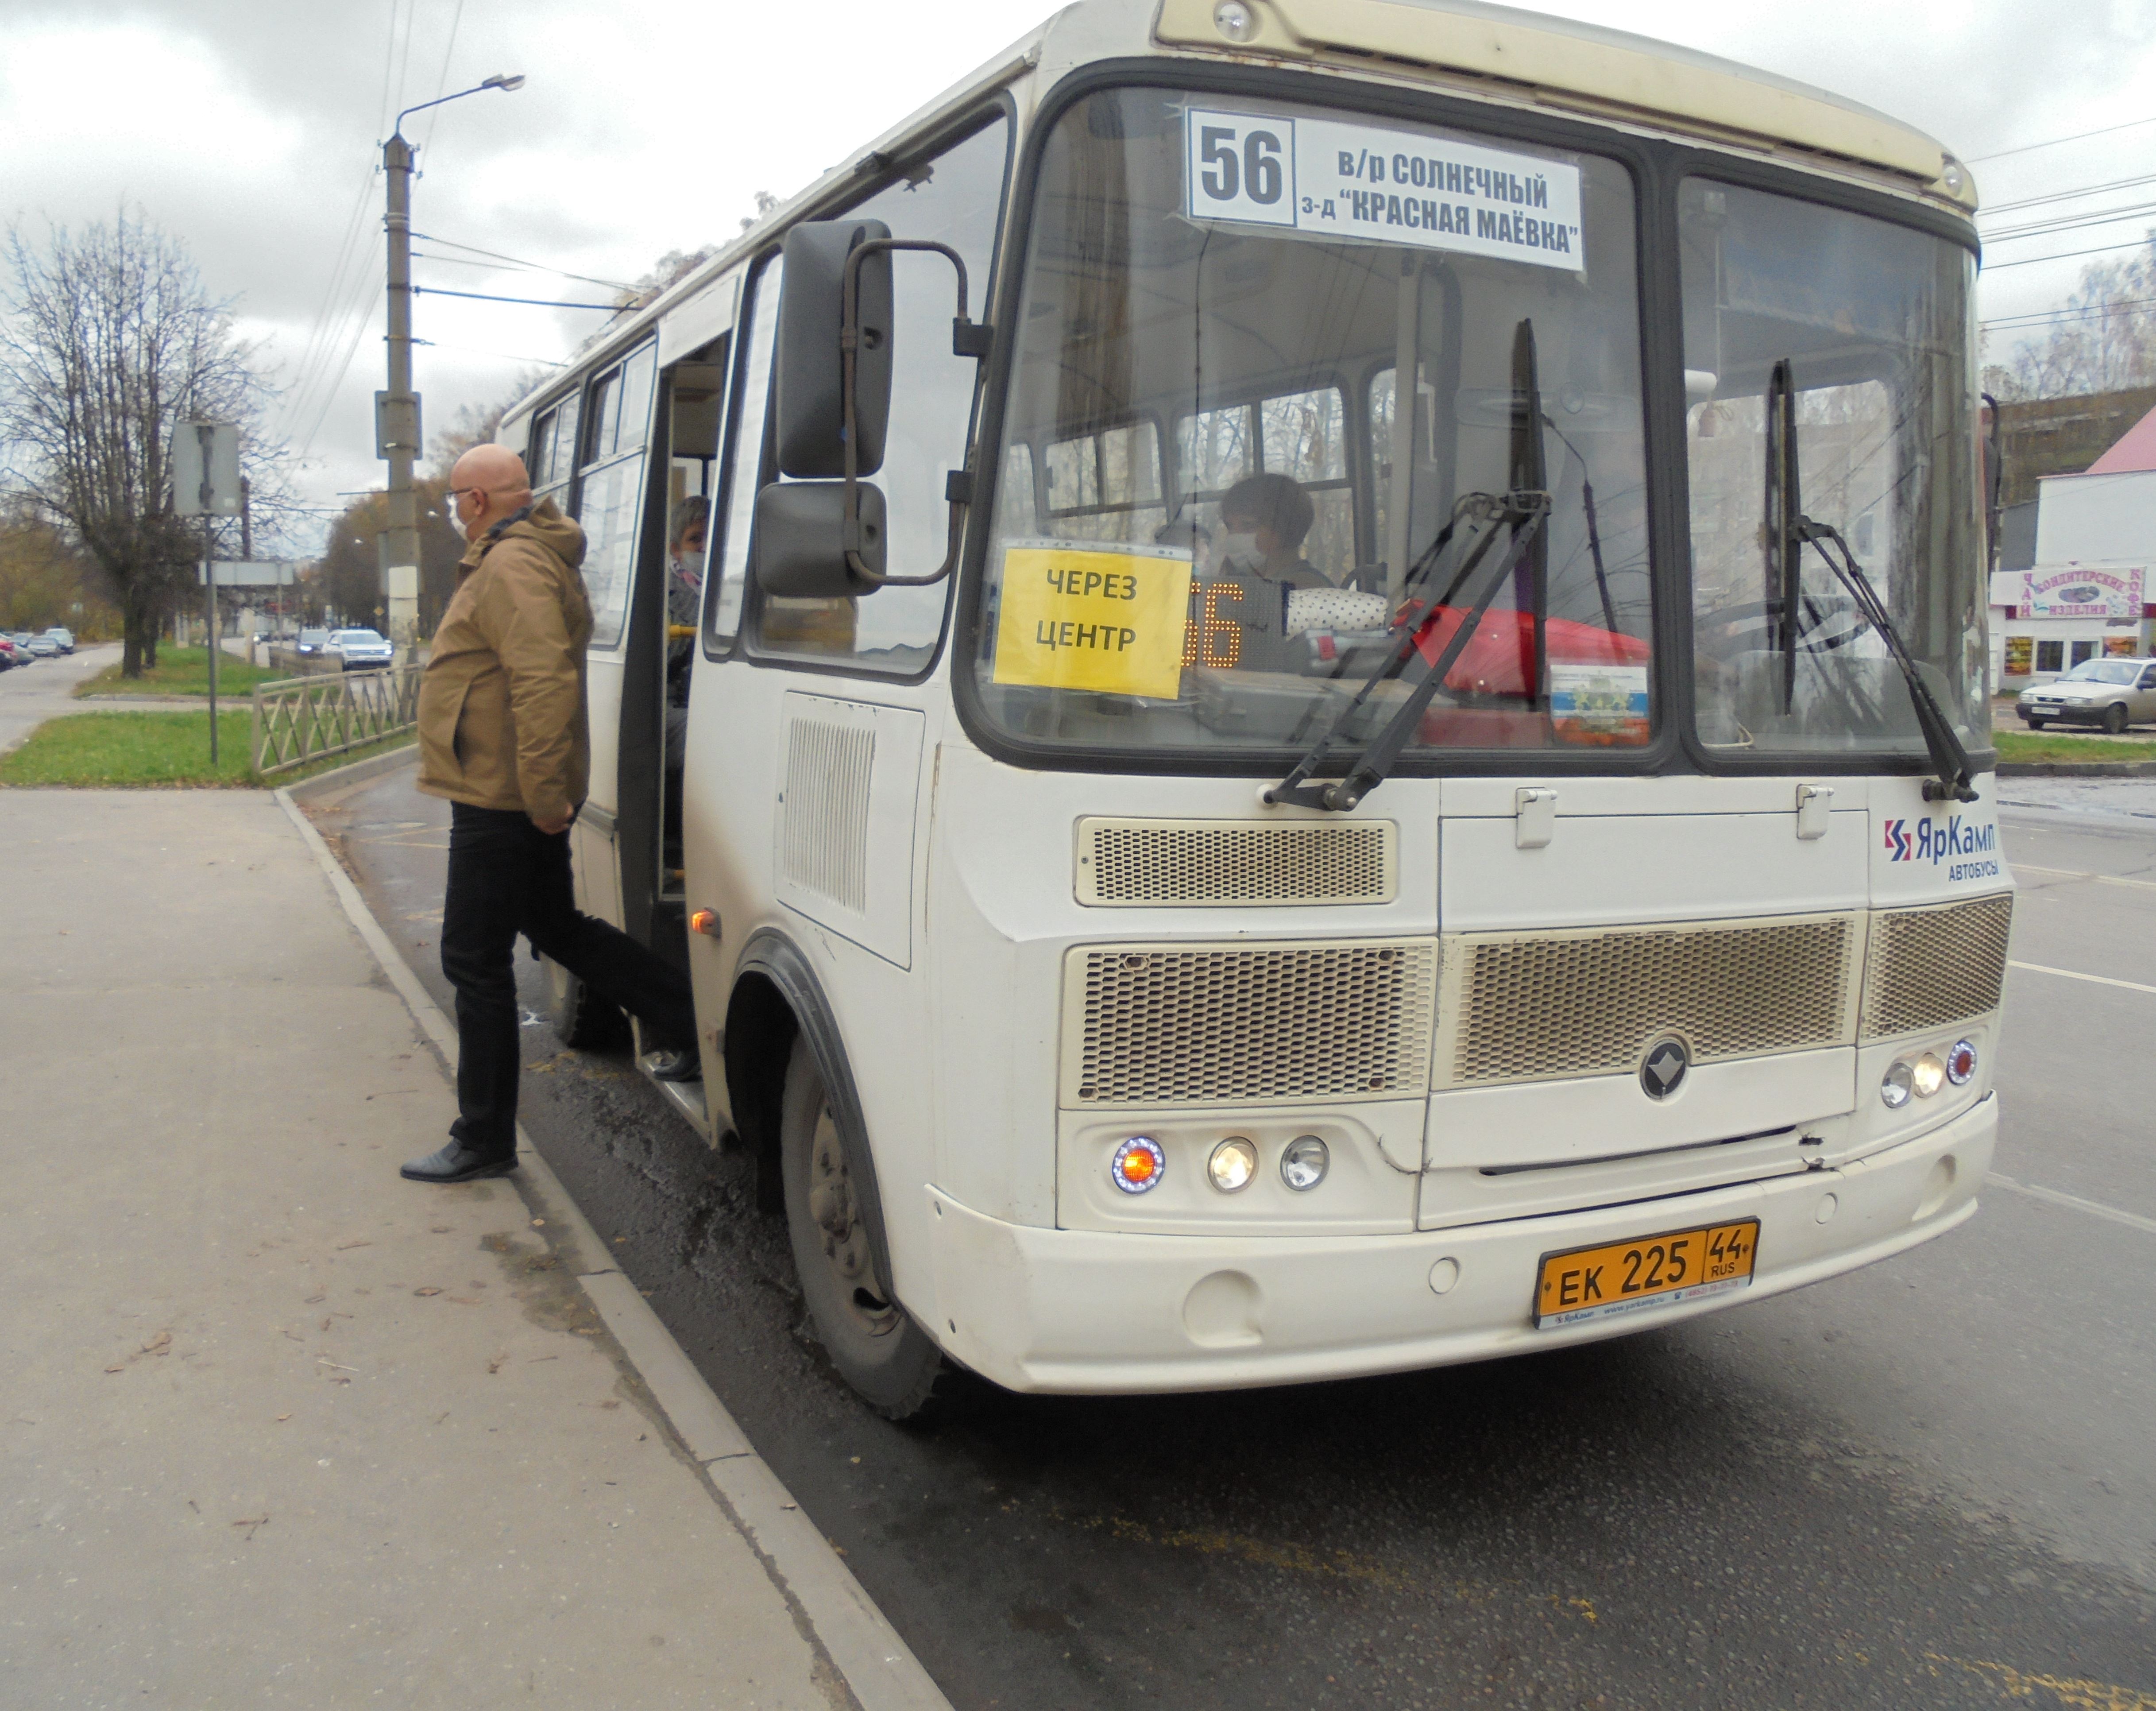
[{"left": 4, "top": 0, "right": 2153, "bottom": 552}]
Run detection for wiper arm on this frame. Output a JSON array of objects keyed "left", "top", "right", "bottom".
[
  {"left": 1265, "top": 320, "right": 1553, "bottom": 813},
  {"left": 1765, "top": 357, "right": 1977, "bottom": 804},
  {"left": 1797, "top": 519, "right": 1978, "bottom": 802},
  {"left": 1263, "top": 490, "right": 1549, "bottom": 811}
]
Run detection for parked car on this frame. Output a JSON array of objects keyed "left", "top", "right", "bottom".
[
  {"left": 8, "top": 631, "right": 46, "bottom": 661},
  {"left": 326, "top": 627, "right": 395, "bottom": 672},
  {"left": 294, "top": 627, "right": 331, "bottom": 659},
  {"left": 21, "top": 632, "right": 60, "bottom": 658},
  {"left": 0, "top": 637, "right": 24, "bottom": 669},
  {"left": 41, "top": 627, "right": 74, "bottom": 654},
  {"left": 2018, "top": 656, "right": 2156, "bottom": 733}
]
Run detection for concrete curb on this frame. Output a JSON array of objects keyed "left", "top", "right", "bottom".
[
  {"left": 270, "top": 786, "right": 954, "bottom": 1711},
  {"left": 274, "top": 737, "right": 418, "bottom": 796},
  {"left": 1996, "top": 759, "right": 2156, "bottom": 778}
]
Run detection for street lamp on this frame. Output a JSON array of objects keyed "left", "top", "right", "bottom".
[{"left": 378, "top": 72, "right": 525, "bottom": 646}]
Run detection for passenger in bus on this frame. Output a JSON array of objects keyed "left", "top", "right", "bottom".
[
  {"left": 1210, "top": 472, "right": 1331, "bottom": 591},
  {"left": 665, "top": 497, "right": 708, "bottom": 775},
  {"left": 402, "top": 443, "right": 703, "bottom": 1186}
]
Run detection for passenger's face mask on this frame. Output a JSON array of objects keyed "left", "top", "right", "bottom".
[
  {"left": 1217, "top": 530, "right": 1262, "bottom": 572},
  {"left": 449, "top": 507, "right": 469, "bottom": 543}
]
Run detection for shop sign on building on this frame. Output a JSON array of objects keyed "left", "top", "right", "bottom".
[{"left": 2004, "top": 565, "right": 2145, "bottom": 619}]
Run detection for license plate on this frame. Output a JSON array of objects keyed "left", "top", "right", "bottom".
[{"left": 1533, "top": 1219, "right": 1759, "bottom": 1329}]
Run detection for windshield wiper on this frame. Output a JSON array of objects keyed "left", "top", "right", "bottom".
[
  {"left": 1266, "top": 321, "right": 1553, "bottom": 812},
  {"left": 1264, "top": 489, "right": 1549, "bottom": 810},
  {"left": 1765, "top": 358, "right": 1978, "bottom": 804}
]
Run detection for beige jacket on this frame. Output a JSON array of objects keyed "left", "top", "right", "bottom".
[{"left": 415, "top": 499, "right": 592, "bottom": 822}]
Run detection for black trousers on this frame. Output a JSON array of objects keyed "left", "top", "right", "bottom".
[{"left": 440, "top": 802, "right": 697, "bottom": 1156}]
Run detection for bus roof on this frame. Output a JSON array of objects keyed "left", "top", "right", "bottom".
[
  {"left": 1151, "top": 0, "right": 1972, "bottom": 204},
  {"left": 500, "top": 0, "right": 1971, "bottom": 432}
]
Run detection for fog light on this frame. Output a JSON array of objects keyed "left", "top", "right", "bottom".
[
  {"left": 1881, "top": 1061, "right": 1914, "bottom": 1109},
  {"left": 1110, "top": 1135, "right": 1165, "bottom": 1195},
  {"left": 1912, "top": 1052, "right": 1947, "bottom": 1098},
  {"left": 1208, "top": 1136, "right": 1258, "bottom": 1193},
  {"left": 1213, "top": 0, "right": 1257, "bottom": 42},
  {"left": 1280, "top": 1134, "right": 1329, "bottom": 1192},
  {"left": 1946, "top": 1039, "right": 1977, "bottom": 1086}
]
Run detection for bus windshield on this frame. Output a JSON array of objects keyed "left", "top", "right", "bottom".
[
  {"left": 1681, "top": 179, "right": 1986, "bottom": 758},
  {"left": 971, "top": 86, "right": 1654, "bottom": 760}
]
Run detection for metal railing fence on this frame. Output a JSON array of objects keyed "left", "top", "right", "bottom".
[{"left": 251, "top": 666, "right": 421, "bottom": 778}]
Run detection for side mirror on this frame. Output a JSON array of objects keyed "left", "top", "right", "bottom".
[
  {"left": 776, "top": 220, "right": 893, "bottom": 478},
  {"left": 753, "top": 480, "right": 885, "bottom": 597}
]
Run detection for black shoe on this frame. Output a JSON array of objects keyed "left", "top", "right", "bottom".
[
  {"left": 644, "top": 1048, "right": 702, "bottom": 1083},
  {"left": 399, "top": 1141, "right": 518, "bottom": 1183}
]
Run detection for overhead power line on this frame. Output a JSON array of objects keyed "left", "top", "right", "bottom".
[
  {"left": 1982, "top": 171, "right": 2156, "bottom": 218},
  {"left": 1980, "top": 294, "right": 2156, "bottom": 331},
  {"left": 1983, "top": 237, "right": 2156, "bottom": 272},
  {"left": 411, "top": 285, "right": 622, "bottom": 310},
  {"left": 411, "top": 231, "right": 635, "bottom": 292},
  {"left": 1966, "top": 115, "right": 2156, "bottom": 165},
  {"left": 1982, "top": 200, "right": 2156, "bottom": 244}
]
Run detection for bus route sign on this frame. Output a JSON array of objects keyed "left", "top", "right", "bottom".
[
  {"left": 1185, "top": 108, "right": 1585, "bottom": 271},
  {"left": 992, "top": 542, "right": 1194, "bottom": 699}
]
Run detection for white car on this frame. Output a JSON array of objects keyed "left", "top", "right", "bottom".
[
  {"left": 41, "top": 627, "right": 73, "bottom": 654},
  {"left": 326, "top": 628, "right": 395, "bottom": 672},
  {"left": 2018, "top": 657, "right": 2156, "bottom": 733}
]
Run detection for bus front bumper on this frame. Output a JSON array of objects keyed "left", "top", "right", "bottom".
[{"left": 924, "top": 1096, "right": 1995, "bottom": 1395}]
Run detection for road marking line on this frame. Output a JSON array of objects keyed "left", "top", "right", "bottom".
[
  {"left": 1988, "top": 1173, "right": 2156, "bottom": 1237},
  {"left": 2009, "top": 959, "right": 2156, "bottom": 996},
  {"left": 2013, "top": 862, "right": 2156, "bottom": 893}
]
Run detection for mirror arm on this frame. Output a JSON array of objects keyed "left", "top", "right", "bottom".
[{"left": 839, "top": 238, "right": 990, "bottom": 588}]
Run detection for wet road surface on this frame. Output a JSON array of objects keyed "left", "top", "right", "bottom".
[{"left": 307, "top": 766, "right": 2155, "bottom": 1711}]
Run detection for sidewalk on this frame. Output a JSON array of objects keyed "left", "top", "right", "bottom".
[{"left": 0, "top": 788, "right": 936, "bottom": 1707}]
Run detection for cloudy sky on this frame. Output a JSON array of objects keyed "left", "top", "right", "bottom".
[{"left": 4, "top": 0, "right": 2153, "bottom": 552}]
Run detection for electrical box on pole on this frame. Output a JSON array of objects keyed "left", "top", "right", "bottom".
[{"left": 173, "top": 420, "right": 241, "bottom": 767}]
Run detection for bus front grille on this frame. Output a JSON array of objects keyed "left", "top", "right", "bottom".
[
  {"left": 1074, "top": 817, "right": 1398, "bottom": 907},
  {"left": 1441, "top": 913, "right": 1862, "bottom": 1088},
  {"left": 1860, "top": 893, "right": 2014, "bottom": 1040},
  {"left": 1063, "top": 939, "right": 1437, "bottom": 1107}
]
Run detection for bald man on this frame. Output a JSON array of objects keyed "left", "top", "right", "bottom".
[{"left": 401, "top": 445, "right": 700, "bottom": 1185}]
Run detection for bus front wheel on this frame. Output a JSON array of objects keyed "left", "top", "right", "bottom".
[{"left": 780, "top": 1036, "right": 945, "bottom": 1420}]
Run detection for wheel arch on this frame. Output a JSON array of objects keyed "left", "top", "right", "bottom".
[{"left": 725, "top": 929, "right": 897, "bottom": 1295}]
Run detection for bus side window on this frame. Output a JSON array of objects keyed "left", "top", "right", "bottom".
[
  {"left": 708, "top": 258, "right": 783, "bottom": 650},
  {"left": 577, "top": 341, "right": 660, "bottom": 652},
  {"left": 747, "top": 112, "right": 1012, "bottom": 674}
]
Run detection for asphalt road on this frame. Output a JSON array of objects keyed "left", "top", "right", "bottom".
[
  {"left": 0, "top": 643, "right": 121, "bottom": 755},
  {"left": 309, "top": 766, "right": 2156, "bottom": 1711}
]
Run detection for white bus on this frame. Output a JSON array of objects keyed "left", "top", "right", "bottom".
[{"left": 500, "top": 0, "right": 2012, "bottom": 1417}]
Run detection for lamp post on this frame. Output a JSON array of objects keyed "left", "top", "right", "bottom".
[{"left": 379, "top": 73, "right": 525, "bottom": 644}]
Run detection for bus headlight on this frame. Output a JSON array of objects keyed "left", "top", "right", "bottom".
[
  {"left": 1880, "top": 1061, "right": 1914, "bottom": 1108},
  {"left": 1110, "top": 1135, "right": 1165, "bottom": 1194},
  {"left": 1208, "top": 1137, "right": 1258, "bottom": 1193},
  {"left": 1280, "top": 1135, "right": 1329, "bottom": 1192},
  {"left": 1912, "top": 1052, "right": 1947, "bottom": 1098}
]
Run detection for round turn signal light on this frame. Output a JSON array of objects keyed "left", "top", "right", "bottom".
[{"left": 1110, "top": 1135, "right": 1166, "bottom": 1194}]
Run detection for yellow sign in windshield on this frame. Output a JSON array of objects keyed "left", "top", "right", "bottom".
[{"left": 992, "top": 544, "right": 1193, "bottom": 699}]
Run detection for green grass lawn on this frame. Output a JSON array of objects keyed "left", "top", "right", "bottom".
[
  {"left": 73, "top": 646, "right": 283, "bottom": 700},
  {"left": 1991, "top": 729, "right": 2156, "bottom": 764},
  {"left": 0, "top": 710, "right": 413, "bottom": 788}
]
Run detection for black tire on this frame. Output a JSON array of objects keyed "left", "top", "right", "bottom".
[
  {"left": 541, "top": 952, "right": 626, "bottom": 1049},
  {"left": 2102, "top": 702, "right": 2129, "bottom": 735},
  {"left": 2024, "top": 717, "right": 2048, "bottom": 730},
  {"left": 779, "top": 1034, "right": 946, "bottom": 1420}
]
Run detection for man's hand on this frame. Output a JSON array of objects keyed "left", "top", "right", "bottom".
[{"left": 530, "top": 810, "right": 573, "bottom": 836}]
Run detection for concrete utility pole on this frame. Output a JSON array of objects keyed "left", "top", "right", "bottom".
[{"left": 378, "top": 73, "right": 526, "bottom": 647}]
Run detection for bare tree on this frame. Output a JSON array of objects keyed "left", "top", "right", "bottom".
[
  {"left": 0, "top": 209, "right": 279, "bottom": 675},
  {"left": 1986, "top": 233, "right": 2156, "bottom": 400}
]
